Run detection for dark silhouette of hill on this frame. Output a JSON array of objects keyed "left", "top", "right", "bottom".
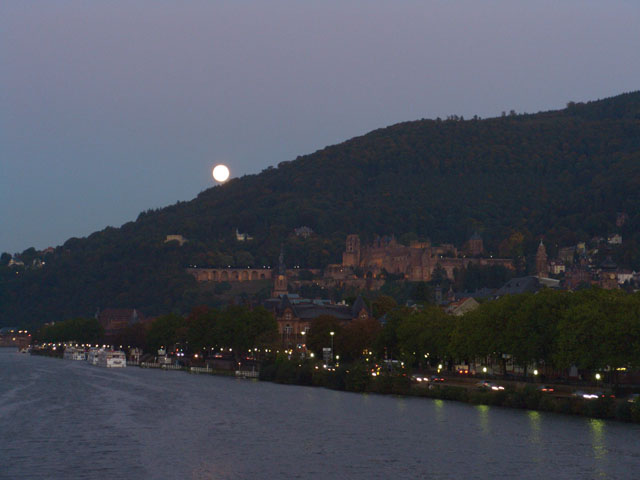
[{"left": 2, "top": 91, "right": 640, "bottom": 328}]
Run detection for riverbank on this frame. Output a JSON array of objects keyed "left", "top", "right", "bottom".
[
  {"left": 259, "top": 358, "right": 640, "bottom": 423},
  {"left": 27, "top": 347, "right": 640, "bottom": 423},
  {"left": 7, "top": 347, "right": 640, "bottom": 479}
]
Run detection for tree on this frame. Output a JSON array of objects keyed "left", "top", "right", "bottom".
[
  {"left": 35, "top": 317, "right": 104, "bottom": 344},
  {"left": 411, "top": 282, "right": 431, "bottom": 304},
  {"left": 338, "top": 317, "right": 382, "bottom": 362},
  {"left": 374, "top": 307, "right": 412, "bottom": 360},
  {"left": 307, "top": 315, "right": 343, "bottom": 358},
  {"left": 506, "top": 289, "right": 568, "bottom": 373},
  {"left": 396, "top": 306, "right": 452, "bottom": 368},
  {"left": 372, "top": 295, "right": 397, "bottom": 318},
  {"left": 186, "top": 306, "right": 217, "bottom": 352},
  {"left": 146, "top": 313, "right": 184, "bottom": 353}
]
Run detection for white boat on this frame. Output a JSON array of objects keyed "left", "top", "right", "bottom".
[
  {"left": 87, "top": 348, "right": 102, "bottom": 365},
  {"left": 97, "top": 350, "right": 126, "bottom": 368},
  {"left": 63, "top": 347, "right": 86, "bottom": 361}
]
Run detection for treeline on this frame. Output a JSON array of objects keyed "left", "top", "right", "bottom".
[
  {"left": 375, "top": 288, "right": 640, "bottom": 375},
  {"left": 36, "top": 317, "right": 104, "bottom": 344},
  {"left": 144, "top": 305, "right": 277, "bottom": 357},
  {"left": 34, "top": 287, "right": 640, "bottom": 379},
  {"left": 34, "top": 305, "right": 280, "bottom": 361}
]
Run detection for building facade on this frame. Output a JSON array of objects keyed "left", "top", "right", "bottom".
[{"left": 329, "top": 234, "right": 514, "bottom": 282}]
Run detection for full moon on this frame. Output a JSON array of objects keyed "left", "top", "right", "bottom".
[{"left": 212, "top": 164, "right": 230, "bottom": 182}]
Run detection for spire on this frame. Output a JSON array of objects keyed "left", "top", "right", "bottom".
[
  {"left": 272, "top": 245, "right": 288, "bottom": 297},
  {"left": 536, "top": 238, "right": 548, "bottom": 277},
  {"left": 278, "top": 244, "right": 286, "bottom": 275}
]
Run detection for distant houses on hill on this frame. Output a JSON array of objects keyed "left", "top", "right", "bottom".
[{"left": 185, "top": 232, "right": 639, "bottom": 295}]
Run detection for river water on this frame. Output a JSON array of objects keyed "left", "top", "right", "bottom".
[{"left": 1, "top": 349, "right": 639, "bottom": 479}]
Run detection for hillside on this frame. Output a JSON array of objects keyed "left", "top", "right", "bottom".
[{"left": 2, "top": 91, "right": 640, "bottom": 328}]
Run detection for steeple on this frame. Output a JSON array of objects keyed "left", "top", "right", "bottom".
[
  {"left": 278, "top": 244, "right": 286, "bottom": 274},
  {"left": 272, "top": 245, "right": 288, "bottom": 297},
  {"left": 535, "top": 239, "right": 548, "bottom": 277}
]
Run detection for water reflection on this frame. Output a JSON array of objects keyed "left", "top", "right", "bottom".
[
  {"left": 433, "top": 399, "right": 444, "bottom": 424},
  {"left": 590, "top": 418, "right": 607, "bottom": 460},
  {"left": 476, "top": 404, "right": 490, "bottom": 435},
  {"left": 527, "top": 410, "right": 545, "bottom": 469},
  {"left": 528, "top": 410, "right": 541, "bottom": 444}
]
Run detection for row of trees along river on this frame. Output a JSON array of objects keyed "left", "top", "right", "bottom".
[{"left": 33, "top": 287, "right": 640, "bottom": 381}]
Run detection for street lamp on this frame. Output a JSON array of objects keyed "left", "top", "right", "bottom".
[
  {"left": 330, "top": 331, "right": 335, "bottom": 364},
  {"left": 300, "top": 330, "right": 306, "bottom": 356}
]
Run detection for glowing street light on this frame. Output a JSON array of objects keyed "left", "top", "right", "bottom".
[{"left": 330, "top": 331, "right": 335, "bottom": 363}]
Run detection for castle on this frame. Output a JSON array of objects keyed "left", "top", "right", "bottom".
[{"left": 327, "top": 234, "right": 514, "bottom": 282}]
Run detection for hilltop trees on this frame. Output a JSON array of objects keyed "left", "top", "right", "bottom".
[{"left": 4, "top": 91, "right": 640, "bottom": 328}]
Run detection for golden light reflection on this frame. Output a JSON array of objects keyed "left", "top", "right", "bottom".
[
  {"left": 476, "top": 404, "right": 490, "bottom": 435},
  {"left": 528, "top": 410, "right": 541, "bottom": 445},
  {"left": 433, "top": 399, "right": 444, "bottom": 424},
  {"left": 589, "top": 418, "right": 607, "bottom": 461}
]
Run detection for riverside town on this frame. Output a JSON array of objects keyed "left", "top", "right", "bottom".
[{"left": 6, "top": 228, "right": 640, "bottom": 423}]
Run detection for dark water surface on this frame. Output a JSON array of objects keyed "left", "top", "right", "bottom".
[{"left": 1, "top": 349, "right": 639, "bottom": 479}]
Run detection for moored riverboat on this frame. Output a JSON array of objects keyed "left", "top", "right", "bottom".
[
  {"left": 63, "top": 346, "right": 86, "bottom": 361},
  {"left": 87, "top": 348, "right": 102, "bottom": 365},
  {"left": 97, "top": 349, "right": 126, "bottom": 368}
]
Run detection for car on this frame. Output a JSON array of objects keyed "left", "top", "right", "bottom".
[
  {"left": 429, "top": 375, "right": 445, "bottom": 383},
  {"left": 626, "top": 393, "right": 640, "bottom": 403},
  {"left": 572, "top": 390, "right": 604, "bottom": 400},
  {"left": 537, "top": 385, "right": 555, "bottom": 393},
  {"left": 477, "top": 381, "right": 504, "bottom": 391}
]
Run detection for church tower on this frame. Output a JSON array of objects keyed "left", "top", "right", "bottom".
[
  {"left": 467, "top": 232, "right": 484, "bottom": 256},
  {"left": 272, "top": 246, "right": 288, "bottom": 297},
  {"left": 535, "top": 240, "right": 548, "bottom": 277},
  {"left": 342, "top": 234, "right": 361, "bottom": 267}
]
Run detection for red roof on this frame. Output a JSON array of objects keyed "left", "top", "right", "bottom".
[{"left": 97, "top": 308, "right": 144, "bottom": 331}]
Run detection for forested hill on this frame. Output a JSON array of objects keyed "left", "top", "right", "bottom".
[{"left": 3, "top": 91, "right": 640, "bottom": 328}]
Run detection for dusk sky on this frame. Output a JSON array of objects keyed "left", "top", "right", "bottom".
[{"left": 3, "top": 1, "right": 639, "bottom": 254}]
